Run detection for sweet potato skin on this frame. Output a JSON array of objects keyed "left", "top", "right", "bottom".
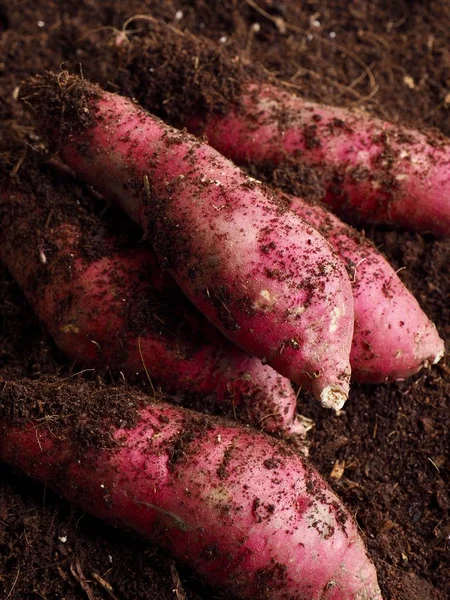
[
  {"left": 0, "top": 188, "right": 304, "bottom": 437},
  {"left": 22, "top": 73, "right": 355, "bottom": 409},
  {"left": 188, "top": 83, "right": 450, "bottom": 236},
  {"left": 0, "top": 380, "right": 383, "bottom": 600},
  {"left": 287, "top": 195, "right": 445, "bottom": 382}
]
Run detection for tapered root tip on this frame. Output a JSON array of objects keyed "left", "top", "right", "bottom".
[
  {"left": 285, "top": 414, "right": 315, "bottom": 438},
  {"left": 320, "top": 385, "right": 347, "bottom": 411},
  {"left": 279, "top": 415, "right": 315, "bottom": 457},
  {"left": 432, "top": 346, "right": 445, "bottom": 365}
]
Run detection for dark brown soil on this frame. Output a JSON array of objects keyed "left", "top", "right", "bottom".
[{"left": 0, "top": 1, "right": 449, "bottom": 599}]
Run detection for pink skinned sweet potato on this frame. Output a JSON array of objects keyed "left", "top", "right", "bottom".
[
  {"left": 187, "top": 83, "right": 450, "bottom": 236},
  {"left": 285, "top": 194, "right": 445, "bottom": 382},
  {"left": 0, "top": 379, "right": 383, "bottom": 600},
  {"left": 0, "top": 187, "right": 306, "bottom": 438},
  {"left": 22, "top": 73, "right": 355, "bottom": 411}
]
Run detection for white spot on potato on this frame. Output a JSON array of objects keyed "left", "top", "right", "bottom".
[
  {"left": 287, "top": 305, "right": 306, "bottom": 318},
  {"left": 329, "top": 306, "right": 341, "bottom": 333},
  {"left": 253, "top": 289, "right": 277, "bottom": 311}
]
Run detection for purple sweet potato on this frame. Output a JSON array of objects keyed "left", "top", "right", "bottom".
[
  {"left": 103, "top": 25, "right": 449, "bottom": 235},
  {"left": 286, "top": 194, "right": 445, "bottom": 382},
  {"left": 21, "top": 73, "right": 355, "bottom": 410},
  {"left": 0, "top": 182, "right": 306, "bottom": 437},
  {"left": 0, "top": 378, "right": 383, "bottom": 600},
  {"left": 187, "top": 82, "right": 450, "bottom": 236}
]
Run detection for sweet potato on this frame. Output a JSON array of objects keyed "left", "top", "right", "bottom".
[
  {"left": 21, "top": 73, "right": 355, "bottom": 410},
  {"left": 187, "top": 82, "right": 450, "bottom": 236},
  {"left": 285, "top": 194, "right": 445, "bottom": 381},
  {"left": 101, "top": 25, "right": 449, "bottom": 235},
  {"left": 0, "top": 181, "right": 306, "bottom": 438},
  {"left": 0, "top": 378, "right": 383, "bottom": 600}
]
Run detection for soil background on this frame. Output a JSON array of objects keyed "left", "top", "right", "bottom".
[{"left": 0, "top": 1, "right": 449, "bottom": 599}]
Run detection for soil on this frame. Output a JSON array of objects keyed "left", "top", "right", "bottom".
[{"left": 0, "top": 1, "right": 449, "bottom": 599}]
